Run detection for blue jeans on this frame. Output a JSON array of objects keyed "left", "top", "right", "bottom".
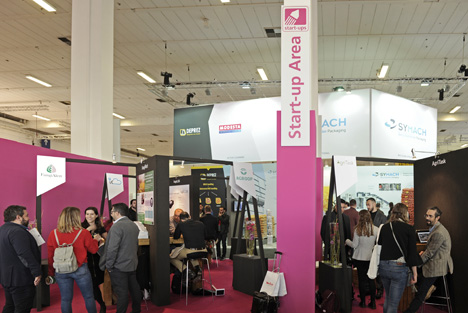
[
  {"left": 56, "top": 264, "right": 97, "bottom": 313},
  {"left": 379, "top": 260, "right": 408, "bottom": 313}
]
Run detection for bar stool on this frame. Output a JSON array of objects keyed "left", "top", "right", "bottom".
[
  {"left": 210, "top": 240, "right": 219, "bottom": 267},
  {"left": 421, "top": 275, "right": 452, "bottom": 313},
  {"left": 180, "top": 251, "right": 214, "bottom": 305}
]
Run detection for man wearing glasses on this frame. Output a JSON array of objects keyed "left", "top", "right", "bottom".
[{"left": 404, "top": 207, "right": 453, "bottom": 313}]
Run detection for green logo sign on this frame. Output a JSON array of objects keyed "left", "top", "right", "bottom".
[
  {"left": 46, "top": 165, "right": 56, "bottom": 173},
  {"left": 240, "top": 168, "right": 247, "bottom": 175}
]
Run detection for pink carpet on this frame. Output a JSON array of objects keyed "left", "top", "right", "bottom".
[{"left": 0, "top": 260, "right": 448, "bottom": 312}]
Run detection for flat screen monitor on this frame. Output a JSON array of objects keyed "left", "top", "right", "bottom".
[{"left": 417, "top": 231, "right": 430, "bottom": 244}]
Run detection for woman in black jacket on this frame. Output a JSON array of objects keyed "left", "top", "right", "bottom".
[
  {"left": 82, "top": 207, "right": 107, "bottom": 313},
  {"left": 378, "top": 203, "right": 419, "bottom": 313}
]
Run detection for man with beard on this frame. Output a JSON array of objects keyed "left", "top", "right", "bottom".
[
  {"left": 404, "top": 207, "right": 453, "bottom": 313},
  {"left": 0, "top": 205, "right": 42, "bottom": 313}
]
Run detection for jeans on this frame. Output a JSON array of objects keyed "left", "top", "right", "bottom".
[
  {"left": 404, "top": 275, "right": 438, "bottom": 313},
  {"left": 109, "top": 269, "right": 141, "bottom": 313},
  {"left": 379, "top": 260, "right": 409, "bottom": 313},
  {"left": 354, "top": 259, "right": 376, "bottom": 303},
  {"left": 56, "top": 264, "right": 97, "bottom": 313},
  {"left": 2, "top": 285, "right": 36, "bottom": 313}
]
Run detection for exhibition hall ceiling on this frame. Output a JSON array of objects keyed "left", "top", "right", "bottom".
[{"left": 1, "top": 0, "right": 468, "bottom": 158}]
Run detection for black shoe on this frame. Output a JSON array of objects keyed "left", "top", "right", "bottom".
[
  {"left": 376, "top": 290, "right": 383, "bottom": 299},
  {"left": 368, "top": 300, "right": 376, "bottom": 309},
  {"left": 359, "top": 301, "right": 366, "bottom": 308},
  {"left": 99, "top": 304, "right": 106, "bottom": 313}
]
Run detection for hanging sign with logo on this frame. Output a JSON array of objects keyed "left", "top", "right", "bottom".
[
  {"left": 233, "top": 162, "right": 257, "bottom": 198},
  {"left": 229, "top": 166, "right": 243, "bottom": 198},
  {"left": 106, "top": 173, "right": 124, "bottom": 200},
  {"left": 37, "top": 155, "right": 66, "bottom": 196},
  {"left": 333, "top": 156, "right": 358, "bottom": 196},
  {"left": 281, "top": 1, "right": 311, "bottom": 146}
]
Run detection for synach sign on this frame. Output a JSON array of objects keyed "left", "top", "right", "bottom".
[
  {"left": 372, "top": 172, "right": 400, "bottom": 177},
  {"left": 384, "top": 118, "right": 427, "bottom": 137},
  {"left": 322, "top": 117, "right": 347, "bottom": 134}
]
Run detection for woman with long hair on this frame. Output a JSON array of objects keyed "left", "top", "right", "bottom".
[
  {"left": 81, "top": 207, "right": 107, "bottom": 313},
  {"left": 47, "top": 207, "right": 102, "bottom": 313},
  {"left": 378, "top": 203, "right": 419, "bottom": 313},
  {"left": 346, "top": 210, "right": 379, "bottom": 309}
]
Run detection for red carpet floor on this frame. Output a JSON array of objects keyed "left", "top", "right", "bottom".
[{"left": 0, "top": 259, "right": 447, "bottom": 312}]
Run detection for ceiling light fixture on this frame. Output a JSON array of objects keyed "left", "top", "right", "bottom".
[
  {"left": 32, "top": 0, "right": 56, "bottom": 12},
  {"left": 161, "top": 71, "right": 174, "bottom": 88},
  {"left": 377, "top": 64, "right": 389, "bottom": 78},
  {"left": 136, "top": 147, "right": 146, "bottom": 151},
  {"left": 396, "top": 85, "right": 402, "bottom": 93},
  {"left": 449, "top": 106, "right": 461, "bottom": 113},
  {"left": 250, "top": 88, "right": 256, "bottom": 95},
  {"left": 458, "top": 34, "right": 467, "bottom": 76},
  {"left": 220, "top": 0, "right": 230, "bottom": 3},
  {"left": 26, "top": 75, "right": 52, "bottom": 87},
  {"left": 333, "top": 86, "right": 345, "bottom": 92},
  {"left": 137, "top": 71, "right": 156, "bottom": 83},
  {"left": 112, "top": 113, "right": 125, "bottom": 119},
  {"left": 345, "top": 85, "right": 351, "bottom": 94},
  {"left": 461, "top": 144, "right": 468, "bottom": 148},
  {"left": 186, "top": 93, "right": 195, "bottom": 105},
  {"left": 257, "top": 68, "right": 268, "bottom": 80},
  {"left": 32, "top": 114, "right": 51, "bottom": 121},
  {"left": 421, "top": 80, "right": 431, "bottom": 87},
  {"left": 240, "top": 81, "right": 251, "bottom": 89},
  {"left": 205, "top": 88, "right": 211, "bottom": 96}
]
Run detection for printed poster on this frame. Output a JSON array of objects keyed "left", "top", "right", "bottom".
[{"left": 137, "top": 170, "right": 154, "bottom": 225}]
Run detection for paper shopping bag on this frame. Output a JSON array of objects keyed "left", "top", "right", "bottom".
[
  {"left": 260, "top": 271, "right": 281, "bottom": 296},
  {"left": 278, "top": 273, "right": 287, "bottom": 296}
]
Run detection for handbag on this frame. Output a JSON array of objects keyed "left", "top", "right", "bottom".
[
  {"left": 251, "top": 291, "right": 279, "bottom": 313},
  {"left": 389, "top": 222, "right": 413, "bottom": 286},
  {"left": 367, "top": 224, "right": 383, "bottom": 279}
]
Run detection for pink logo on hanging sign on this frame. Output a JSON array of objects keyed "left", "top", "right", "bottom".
[{"left": 283, "top": 7, "right": 309, "bottom": 32}]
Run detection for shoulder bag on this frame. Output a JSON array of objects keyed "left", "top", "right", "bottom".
[{"left": 367, "top": 224, "right": 383, "bottom": 279}]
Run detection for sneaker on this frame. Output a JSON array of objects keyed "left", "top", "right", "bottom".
[{"left": 425, "top": 285, "right": 436, "bottom": 300}]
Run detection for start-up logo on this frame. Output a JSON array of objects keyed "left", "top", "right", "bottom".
[
  {"left": 283, "top": 7, "right": 309, "bottom": 32},
  {"left": 180, "top": 127, "right": 201, "bottom": 137},
  {"left": 219, "top": 124, "right": 242, "bottom": 134},
  {"left": 432, "top": 159, "right": 446, "bottom": 167},
  {"left": 322, "top": 118, "right": 347, "bottom": 134},
  {"left": 384, "top": 118, "right": 427, "bottom": 142}
]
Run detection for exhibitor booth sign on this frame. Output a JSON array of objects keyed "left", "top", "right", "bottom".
[{"left": 37, "top": 155, "right": 66, "bottom": 196}]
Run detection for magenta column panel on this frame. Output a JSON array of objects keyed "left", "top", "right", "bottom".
[
  {"left": 277, "top": 111, "right": 316, "bottom": 312},
  {"left": 315, "top": 158, "right": 323, "bottom": 261}
]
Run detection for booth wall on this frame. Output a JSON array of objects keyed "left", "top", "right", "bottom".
[
  {"left": 414, "top": 148, "right": 468, "bottom": 312},
  {"left": 0, "top": 138, "right": 129, "bottom": 258}
]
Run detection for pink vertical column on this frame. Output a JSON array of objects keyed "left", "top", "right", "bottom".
[
  {"left": 277, "top": 111, "right": 316, "bottom": 312},
  {"left": 315, "top": 158, "right": 323, "bottom": 261}
]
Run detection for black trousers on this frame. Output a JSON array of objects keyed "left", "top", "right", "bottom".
[
  {"left": 2, "top": 284, "right": 36, "bottom": 313},
  {"left": 109, "top": 270, "right": 141, "bottom": 313},
  {"left": 217, "top": 233, "right": 228, "bottom": 258},
  {"left": 404, "top": 275, "right": 438, "bottom": 313},
  {"left": 354, "top": 259, "right": 376, "bottom": 303}
]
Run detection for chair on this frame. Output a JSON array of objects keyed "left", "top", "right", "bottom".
[
  {"left": 180, "top": 251, "right": 214, "bottom": 305},
  {"left": 421, "top": 275, "right": 452, "bottom": 313}
]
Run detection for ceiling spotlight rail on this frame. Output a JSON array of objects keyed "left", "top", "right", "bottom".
[{"left": 0, "top": 105, "right": 49, "bottom": 112}]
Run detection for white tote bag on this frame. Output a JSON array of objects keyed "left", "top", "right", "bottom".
[
  {"left": 367, "top": 224, "right": 383, "bottom": 279},
  {"left": 260, "top": 271, "right": 287, "bottom": 296}
]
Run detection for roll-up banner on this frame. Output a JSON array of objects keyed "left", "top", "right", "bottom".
[
  {"left": 281, "top": 1, "right": 311, "bottom": 146},
  {"left": 37, "top": 155, "right": 66, "bottom": 196}
]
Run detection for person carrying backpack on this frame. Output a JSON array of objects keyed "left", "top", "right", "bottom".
[{"left": 47, "top": 207, "right": 103, "bottom": 313}]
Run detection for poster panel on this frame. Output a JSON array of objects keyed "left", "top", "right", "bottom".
[
  {"left": 192, "top": 167, "right": 226, "bottom": 216},
  {"left": 137, "top": 170, "right": 154, "bottom": 225},
  {"left": 37, "top": 155, "right": 66, "bottom": 196},
  {"left": 333, "top": 156, "right": 357, "bottom": 196},
  {"left": 106, "top": 173, "right": 124, "bottom": 200},
  {"left": 169, "top": 184, "right": 190, "bottom": 218}
]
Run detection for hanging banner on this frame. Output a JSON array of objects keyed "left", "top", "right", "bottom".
[
  {"left": 281, "top": 2, "right": 311, "bottom": 146},
  {"left": 106, "top": 173, "right": 124, "bottom": 200},
  {"left": 37, "top": 155, "right": 66, "bottom": 196},
  {"left": 233, "top": 162, "right": 257, "bottom": 198},
  {"left": 229, "top": 166, "right": 244, "bottom": 198},
  {"left": 333, "top": 156, "right": 358, "bottom": 196}
]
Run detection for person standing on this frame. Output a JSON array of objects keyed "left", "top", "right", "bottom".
[
  {"left": 200, "top": 206, "right": 219, "bottom": 241},
  {"left": 82, "top": 207, "right": 108, "bottom": 313},
  {"left": 128, "top": 199, "right": 137, "bottom": 222},
  {"left": 403, "top": 207, "right": 453, "bottom": 313},
  {"left": 102, "top": 203, "right": 141, "bottom": 313},
  {"left": 0, "top": 205, "right": 42, "bottom": 313},
  {"left": 343, "top": 199, "right": 359, "bottom": 238},
  {"left": 47, "top": 207, "right": 102, "bottom": 313},
  {"left": 217, "top": 207, "right": 230, "bottom": 260},
  {"left": 378, "top": 203, "right": 419, "bottom": 313},
  {"left": 345, "top": 210, "right": 378, "bottom": 309}
]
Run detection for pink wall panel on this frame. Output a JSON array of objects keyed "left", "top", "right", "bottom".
[{"left": 0, "top": 138, "right": 130, "bottom": 257}]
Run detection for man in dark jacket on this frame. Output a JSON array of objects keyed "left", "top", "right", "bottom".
[
  {"left": 217, "top": 207, "right": 230, "bottom": 260},
  {"left": 200, "top": 206, "right": 219, "bottom": 241},
  {"left": 0, "top": 205, "right": 42, "bottom": 313}
]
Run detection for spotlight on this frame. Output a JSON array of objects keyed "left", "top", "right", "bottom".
[
  {"left": 240, "top": 81, "right": 251, "bottom": 89},
  {"left": 161, "top": 72, "right": 174, "bottom": 88},
  {"left": 458, "top": 64, "right": 466, "bottom": 74},
  {"left": 438, "top": 89, "right": 444, "bottom": 101},
  {"left": 205, "top": 88, "right": 211, "bottom": 96},
  {"left": 445, "top": 84, "right": 450, "bottom": 93},
  {"left": 421, "top": 80, "right": 431, "bottom": 87},
  {"left": 333, "top": 86, "right": 345, "bottom": 92},
  {"left": 396, "top": 85, "right": 402, "bottom": 93},
  {"left": 186, "top": 92, "right": 195, "bottom": 105},
  {"left": 250, "top": 88, "right": 256, "bottom": 95}
]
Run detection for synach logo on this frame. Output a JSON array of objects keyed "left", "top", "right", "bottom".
[
  {"left": 372, "top": 172, "right": 399, "bottom": 177},
  {"left": 385, "top": 119, "right": 396, "bottom": 129},
  {"left": 47, "top": 165, "right": 56, "bottom": 173},
  {"left": 322, "top": 118, "right": 346, "bottom": 128},
  {"left": 240, "top": 168, "right": 247, "bottom": 175}
]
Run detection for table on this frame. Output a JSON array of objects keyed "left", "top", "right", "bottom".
[
  {"left": 318, "top": 261, "right": 353, "bottom": 313},
  {"left": 232, "top": 254, "right": 267, "bottom": 296}
]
